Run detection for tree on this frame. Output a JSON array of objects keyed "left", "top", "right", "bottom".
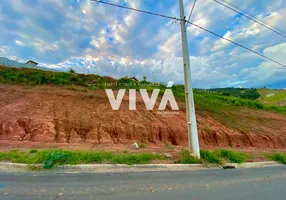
[{"left": 68, "top": 68, "right": 75, "bottom": 74}]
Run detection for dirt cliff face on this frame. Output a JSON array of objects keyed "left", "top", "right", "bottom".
[{"left": 0, "top": 85, "right": 286, "bottom": 149}]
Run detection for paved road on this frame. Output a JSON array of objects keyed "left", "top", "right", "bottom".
[{"left": 0, "top": 166, "right": 285, "bottom": 200}]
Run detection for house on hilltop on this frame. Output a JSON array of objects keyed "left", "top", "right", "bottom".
[
  {"left": 26, "top": 60, "right": 38, "bottom": 66},
  {"left": 122, "top": 76, "right": 138, "bottom": 82}
]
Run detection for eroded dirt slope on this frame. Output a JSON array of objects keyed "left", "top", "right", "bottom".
[{"left": 0, "top": 85, "right": 286, "bottom": 149}]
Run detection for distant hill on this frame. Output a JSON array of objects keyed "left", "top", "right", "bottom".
[
  {"left": 0, "top": 57, "right": 59, "bottom": 72},
  {"left": 258, "top": 88, "right": 286, "bottom": 106}
]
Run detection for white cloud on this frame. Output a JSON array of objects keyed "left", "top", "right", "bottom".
[
  {"left": 1, "top": 0, "right": 286, "bottom": 88},
  {"left": 15, "top": 40, "right": 26, "bottom": 46}
]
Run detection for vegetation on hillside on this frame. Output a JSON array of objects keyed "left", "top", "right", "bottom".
[
  {"left": 1, "top": 66, "right": 286, "bottom": 118},
  {"left": 258, "top": 88, "right": 286, "bottom": 106},
  {"left": 209, "top": 88, "right": 261, "bottom": 100},
  {"left": 172, "top": 85, "right": 286, "bottom": 115}
]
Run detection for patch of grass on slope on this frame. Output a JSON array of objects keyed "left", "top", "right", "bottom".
[
  {"left": 1, "top": 66, "right": 285, "bottom": 116},
  {"left": 172, "top": 85, "right": 286, "bottom": 115},
  {"left": 258, "top": 88, "right": 286, "bottom": 105}
]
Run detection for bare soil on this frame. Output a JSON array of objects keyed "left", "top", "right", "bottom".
[{"left": 0, "top": 84, "right": 286, "bottom": 153}]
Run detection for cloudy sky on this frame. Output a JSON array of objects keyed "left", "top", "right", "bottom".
[{"left": 0, "top": 0, "right": 286, "bottom": 88}]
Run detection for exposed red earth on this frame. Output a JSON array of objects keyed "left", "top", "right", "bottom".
[{"left": 0, "top": 85, "right": 286, "bottom": 152}]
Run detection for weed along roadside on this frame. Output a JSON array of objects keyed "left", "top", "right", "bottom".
[{"left": 0, "top": 149, "right": 285, "bottom": 171}]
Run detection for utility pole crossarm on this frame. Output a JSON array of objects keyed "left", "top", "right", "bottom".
[{"left": 178, "top": 0, "right": 200, "bottom": 159}]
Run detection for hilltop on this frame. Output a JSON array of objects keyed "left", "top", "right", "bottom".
[{"left": 0, "top": 66, "right": 286, "bottom": 151}]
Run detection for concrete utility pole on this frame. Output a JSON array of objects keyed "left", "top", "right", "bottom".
[{"left": 178, "top": 0, "right": 200, "bottom": 158}]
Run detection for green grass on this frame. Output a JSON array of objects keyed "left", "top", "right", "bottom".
[
  {"left": 200, "top": 150, "right": 223, "bottom": 164},
  {"left": 172, "top": 85, "right": 286, "bottom": 115},
  {"left": 179, "top": 149, "right": 201, "bottom": 164},
  {"left": 0, "top": 149, "right": 166, "bottom": 169},
  {"left": 258, "top": 88, "right": 286, "bottom": 106},
  {"left": 179, "top": 149, "right": 252, "bottom": 165},
  {"left": 180, "top": 149, "right": 222, "bottom": 164},
  {"left": 267, "top": 153, "right": 286, "bottom": 164},
  {"left": 216, "top": 149, "right": 250, "bottom": 163},
  {"left": 111, "top": 153, "right": 163, "bottom": 165},
  {"left": 139, "top": 143, "right": 146, "bottom": 148}
]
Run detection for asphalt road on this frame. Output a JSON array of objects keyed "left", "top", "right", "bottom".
[{"left": 0, "top": 166, "right": 285, "bottom": 200}]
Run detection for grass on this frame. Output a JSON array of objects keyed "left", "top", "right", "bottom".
[
  {"left": 1, "top": 149, "right": 285, "bottom": 169},
  {"left": 266, "top": 153, "right": 286, "bottom": 164},
  {"left": 200, "top": 150, "right": 223, "bottom": 164},
  {"left": 180, "top": 149, "right": 222, "bottom": 164},
  {"left": 172, "top": 85, "right": 286, "bottom": 115},
  {"left": 179, "top": 149, "right": 201, "bottom": 164},
  {"left": 216, "top": 149, "right": 250, "bottom": 163},
  {"left": 179, "top": 149, "right": 251, "bottom": 165},
  {"left": 0, "top": 149, "right": 166, "bottom": 169},
  {"left": 139, "top": 143, "right": 146, "bottom": 148},
  {"left": 258, "top": 88, "right": 286, "bottom": 106}
]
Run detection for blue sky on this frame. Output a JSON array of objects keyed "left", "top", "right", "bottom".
[{"left": 0, "top": 0, "right": 286, "bottom": 88}]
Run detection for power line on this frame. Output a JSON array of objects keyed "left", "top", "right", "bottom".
[
  {"left": 186, "top": 0, "right": 198, "bottom": 27},
  {"left": 220, "top": 0, "right": 286, "bottom": 35},
  {"left": 185, "top": 21, "right": 286, "bottom": 67},
  {"left": 90, "top": 0, "right": 178, "bottom": 21},
  {"left": 211, "top": 0, "right": 286, "bottom": 39},
  {"left": 90, "top": 0, "right": 286, "bottom": 68}
]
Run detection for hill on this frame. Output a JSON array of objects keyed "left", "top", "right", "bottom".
[
  {"left": 258, "top": 88, "right": 286, "bottom": 106},
  {"left": 0, "top": 57, "right": 59, "bottom": 72},
  {"left": 0, "top": 66, "right": 286, "bottom": 150}
]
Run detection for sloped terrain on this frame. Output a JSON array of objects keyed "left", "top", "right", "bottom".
[
  {"left": 258, "top": 88, "right": 286, "bottom": 106},
  {"left": 0, "top": 85, "right": 286, "bottom": 150}
]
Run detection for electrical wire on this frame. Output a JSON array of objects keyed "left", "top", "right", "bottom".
[
  {"left": 185, "top": 20, "right": 286, "bottom": 67},
  {"left": 220, "top": 0, "right": 286, "bottom": 35},
  {"left": 90, "top": 0, "right": 286, "bottom": 68},
  {"left": 90, "top": 0, "right": 178, "bottom": 21},
  {"left": 186, "top": 0, "right": 197, "bottom": 27},
  {"left": 212, "top": 0, "right": 286, "bottom": 39}
]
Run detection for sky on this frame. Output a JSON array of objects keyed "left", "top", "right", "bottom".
[{"left": 0, "top": 0, "right": 286, "bottom": 88}]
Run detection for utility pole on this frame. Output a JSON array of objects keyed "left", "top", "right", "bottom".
[
  {"left": 178, "top": 0, "right": 200, "bottom": 158},
  {"left": 152, "top": 71, "right": 154, "bottom": 84}
]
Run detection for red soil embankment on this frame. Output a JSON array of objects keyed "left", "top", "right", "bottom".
[{"left": 0, "top": 85, "right": 286, "bottom": 149}]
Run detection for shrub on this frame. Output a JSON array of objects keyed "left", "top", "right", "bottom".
[
  {"left": 41, "top": 149, "right": 71, "bottom": 169},
  {"left": 139, "top": 143, "right": 146, "bottom": 148},
  {"left": 68, "top": 68, "right": 76, "bottom": 74}
]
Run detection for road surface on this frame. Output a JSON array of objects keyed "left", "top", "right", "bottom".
[{"left": 0, "top": 166, "right": 285, "bottom": 200}]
